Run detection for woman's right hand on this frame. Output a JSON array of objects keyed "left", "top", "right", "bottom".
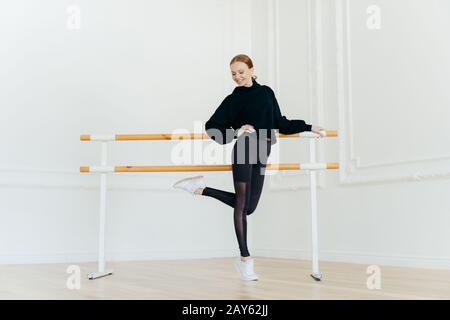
[
  {"left": 237, "top": 124, "right": 255, "bottom": 137},
  {"left": 311, "top": 125, "right": 326, "bottom": 137}
]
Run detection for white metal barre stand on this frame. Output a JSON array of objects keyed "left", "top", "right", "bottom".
[
  {"left": 309, "top": 137, "right": 322, "bottom": 281},
  {"left": 88, "top": 142, "right": 113, "bottom": 280}
]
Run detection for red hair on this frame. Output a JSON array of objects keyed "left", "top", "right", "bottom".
[{"left": 229, "top": 54, "right": 257, "bottom": 80}]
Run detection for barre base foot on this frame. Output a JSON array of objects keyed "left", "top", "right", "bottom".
[
  {"left": 310, "top": 273, "right": 322, "bottom": 282},
  {"left": 88, "top": 270, "right": 113, "bottom": 280}
]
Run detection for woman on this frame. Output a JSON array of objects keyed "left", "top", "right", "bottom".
[{"left": 173, "top": 54, "right": 325, "bottom": 281}]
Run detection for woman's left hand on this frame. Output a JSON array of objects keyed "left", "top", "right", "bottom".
[{"left": 311, "top": 125, "right": 326, "bottom": 137}]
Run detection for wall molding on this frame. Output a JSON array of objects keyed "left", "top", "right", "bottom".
[
  {"left": 0, "top": 167, "right": 322, "bottom": 192},
  {"left": 266, "top": 0, "right": 329, "bottom": 191},
  {"left": 336, "top": 0, "right": 450, "bottom": 185}
]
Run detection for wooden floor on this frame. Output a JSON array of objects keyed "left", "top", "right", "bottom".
[{"left": 1, "top": 257, "right": 449, "bottom": 299}]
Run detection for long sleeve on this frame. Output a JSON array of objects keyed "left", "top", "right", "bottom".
[
  {"left": 271, "top": 89, "right": 312, "bottom": 134},
  {"left": 205, "top": 96, "right": 238, "bottom": 145}
]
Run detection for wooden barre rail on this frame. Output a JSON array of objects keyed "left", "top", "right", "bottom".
[
  {"left": 80, "top": 131, "right": 337, "bottom": 141},
  {"left": 80, "top": 163, "right": 339, "bottom": 173},
  {"left": 80, "top": 130, "right": 338, "bottom": 280}
]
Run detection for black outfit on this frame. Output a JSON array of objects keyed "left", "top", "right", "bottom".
[
  {"left": 203, "top": 79, "right": 312, "bottom": 146},
  {"left": 202, "top": 79, "right": 312, "bottom": 257}
]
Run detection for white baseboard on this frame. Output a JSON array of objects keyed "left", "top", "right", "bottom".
[
  {"left": 0, "top": 253, "right": 97, "bottom": 265},
  {"left": 0, "top": 249, "right": 237, "bottom": 265},
  {"left": 1, "top": 248, "right": 449, "bottom": 271},
  {"left": 252, "top": 248, "right": 450, "bottom": 270}
]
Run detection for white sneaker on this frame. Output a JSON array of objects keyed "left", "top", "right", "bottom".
[
  {"left": 234, "top": 258, "right": 259, "bottom": 281},
  {"left": 172, "top": 175, "right": 206, "bottom": 195}
]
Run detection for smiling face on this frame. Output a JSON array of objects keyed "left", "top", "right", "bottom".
[{"left": 230, "top": 61, "right": 254, "bottom": 87}]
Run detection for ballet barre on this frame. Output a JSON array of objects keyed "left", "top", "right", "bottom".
[
  {"left": 80, "top": 130, "right": 338, "bottom": 281},
  {"left": 80, "top": 163, "right": 339, "bottom": 173},
  {"left": 80, "top": 131, "right": 338, "bottom": 142}
]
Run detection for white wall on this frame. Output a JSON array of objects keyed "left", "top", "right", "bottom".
[
  {"left": 0, "top": 0, "right": 256, "bottom": 264},
  {"left": 253, "top": 0, "right": 450, "bottom": 270},
  {"left": 1, "top": 0, "right": 449, "bottom": 270}
]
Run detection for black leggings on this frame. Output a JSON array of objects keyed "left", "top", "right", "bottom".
[{"left": 201, "top": 132, "right": 272, "bottom": 257}]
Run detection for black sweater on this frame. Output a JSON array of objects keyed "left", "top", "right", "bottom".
[{"left": 205, "top": 79, "right": 312, "bottom": 145}]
